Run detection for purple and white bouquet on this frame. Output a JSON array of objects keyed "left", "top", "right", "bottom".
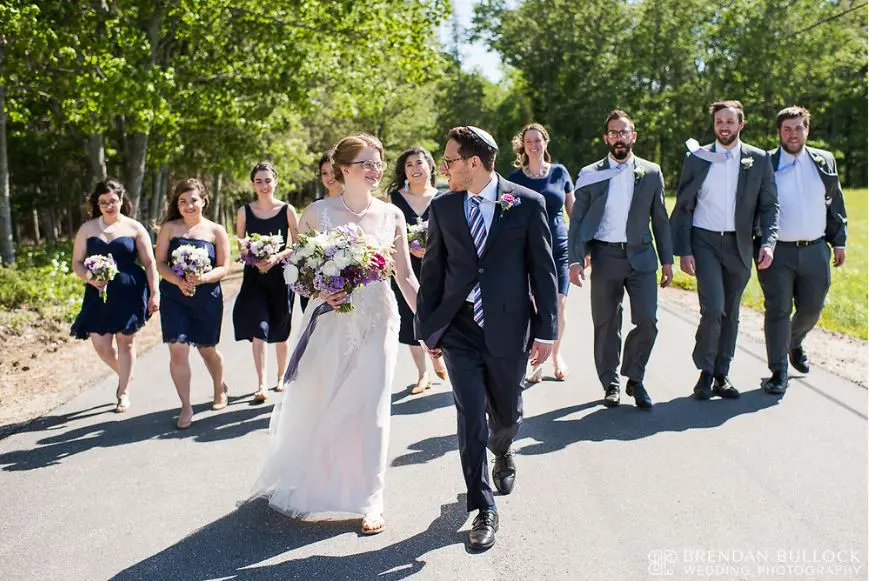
[
  {"left": 83, "top": 253, "right": 119, "bottom": 303},
  {"left": 238, "top": 233, "right": 284, "bottom": 267},
  {"left": 283, "top": 223, "right": 392, "bottom": 313},
  {"left": 407, "top": 218, "right": 428, "bottom": 253},
  {"left": 170, "top": 244, "right": 212, "bottom": 296}
]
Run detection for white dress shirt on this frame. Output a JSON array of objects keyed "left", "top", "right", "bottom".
[
  {"left": 775, "top": 147, "right": 827, "bottom": 243},
  {"left": 594, "top": 155, "right": 635, "bottom": 242},
  {"left": 692, "top": 140, "right": 741, "bottom": 232}
]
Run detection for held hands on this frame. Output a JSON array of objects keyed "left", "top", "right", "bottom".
[
  {"left": 569, "top": 264, "right": 586, "bottom": 287},
  {"left": 410, "top": 247, "right": 426, "bottom": 259},
  {"left": 529, "top": 341, "right": 553, "bottom": 366},
  {"left": 680, "top": 255, "right": 696, "bottom": 277},
  {"left": 756, "top": 246, "right": 774, "bottom": 270},
  {"left": 833, "top": 248, "right": 846, "bottom": 267},
  {"left": 422, "top": 340, "right": 443, "bottom": 359},
  {"left": 660, "top": 264, "right": 673, "bottom": 288}
]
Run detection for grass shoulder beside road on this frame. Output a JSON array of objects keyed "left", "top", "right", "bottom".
[{"left": 664, "top": 188, "right": 867, "bottom": 339}]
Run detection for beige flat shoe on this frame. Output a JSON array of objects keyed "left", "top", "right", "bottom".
[
  {"left": 212, "top": 383, "right": 229, "bottom": 410},
  {"left": 176, "top": 408, "right": 193, "bottom": 430}
]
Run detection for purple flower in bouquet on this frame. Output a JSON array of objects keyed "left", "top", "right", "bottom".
[
  {"left": 83, "top": 253, "right": 119, "bottom": 303},
  {"left": 407, "top": 218, "right": 428, "bottom": 253},
  {"left": 170, "top": 244, "right": 212, "bottom": 296},
  {"left": 238, "top": 233, "right": 284, "bottom": 267}
]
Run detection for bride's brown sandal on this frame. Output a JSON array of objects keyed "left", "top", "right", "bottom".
[
  {"left": 212, "top": 383, "right": 229, "bottom": 410},
  {"left": 361, "top": 513, "right": 385, "bottom": 535}
]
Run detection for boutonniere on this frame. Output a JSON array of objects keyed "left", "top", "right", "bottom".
[
  {"left": 740, "top": 157, "right": 754, "bottom": 169},
  {"left": 812, "top": 153, "right": 825, "bottom": 165},
  {"left": 633, "top": 166, "right": 646, "bottom": 181},
  {"left": 499, "top": 192, "right": 521, "bottom": 212}
]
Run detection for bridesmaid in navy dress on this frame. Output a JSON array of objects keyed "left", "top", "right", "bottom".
[
  {"left": 507, "top": 123, "right": 575, "bottom": 383},
  {"left": 385, "top": 147, "right": 448, "bottom": 394},
  {"left": 233, "top": 162, "right": 299, "bottom": 403},
  {"left": 155, "top": 178, "right": 231, "bottom": 429},
  {"left": 317, "top": 152, "right": 344, "bottom": 199},
  {"left": 71, "top": 179, "right": 159, "bottom": 413}
]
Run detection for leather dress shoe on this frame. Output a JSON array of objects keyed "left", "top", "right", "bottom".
[
  {"left": 626, "top": 380, "right": 653, "bottom": 410},
  {"left": 492, "top": 451, "right": 516, "bottom": 495},
  {"left": 764, "top": 370, "right": 788, "bottom": 394},
  {"left": 789, "top": 347, "right": 810, "bottom": 374},
  {"left": 468, "top": 508, "right": 499, "bottom": 550},
  {"left": 713, "top": 376, "right": 740, "bottom": 399},
  {"left": 693, "top": 372, "right": 713, "bottom": 400},
  {"left": 603, "top": 384, "right": 620, "bottom": 407}
]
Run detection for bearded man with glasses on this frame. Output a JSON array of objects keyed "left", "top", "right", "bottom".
[{"left": 567, "top": 110, "right": 673, "bottom": 410}]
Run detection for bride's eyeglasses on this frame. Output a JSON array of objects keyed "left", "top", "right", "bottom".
[{"left": 348, "top": 160, "right": 385, "bottom": 171}]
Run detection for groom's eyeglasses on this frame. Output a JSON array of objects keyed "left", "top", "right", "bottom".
[{"left": 440, "top": 156, "right": 467, "bottom": 169}]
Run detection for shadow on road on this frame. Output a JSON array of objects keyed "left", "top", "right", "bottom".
[
  {"left": 392, "top": 389, "right": 779, "bottom": 466},
  {"left": 0, "top": 399, "right": 271, "bottom": 472},
  {"left": 390, "top": 390, "right": 454, "bottom": 416},
  {"left": 112, "top": 495, "right": 468, "bottom": 581}
]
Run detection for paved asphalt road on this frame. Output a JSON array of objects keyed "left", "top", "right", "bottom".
[{"left": 0, "top": 288, "right": 866, "bottom": 581}]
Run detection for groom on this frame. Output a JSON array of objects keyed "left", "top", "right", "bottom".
[{"left": 416, "top": 126, "right": 559, "bottom": 550}]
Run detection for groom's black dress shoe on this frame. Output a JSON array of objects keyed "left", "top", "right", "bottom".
[
  {"left": 764, "top": 370, "right": 788, "bottom": 395},
  {"left": 789, "top": 347, "right": 810, "bottom": 374},
  {"left": 603, "top": 384, "right": 620, "bottom": 407},
  {"left": 626, "top": 380, "right": 653, "bottom": 410},
  {"left": 468, "top": 509, "right": 499, "bottom": 550},
  {"left": 713, "top": 376, "right": 740, "bottom": 399},
  {"left": 693, "top": 373, "right": 713, "bottom": 400},
  {"left": 492, "top": 451, "right": 516, "bottom": 495}
]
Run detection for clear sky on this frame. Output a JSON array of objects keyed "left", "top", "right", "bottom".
[{"left": 440, "top": 0, "right": 504, "bottom": 83}]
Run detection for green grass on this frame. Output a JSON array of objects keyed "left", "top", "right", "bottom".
[
  {"left": 0, "top": 242, "right": 82, "bottom": 325},
  {"left": 665, "top": 188, "right": 867, "bottom": 339}
]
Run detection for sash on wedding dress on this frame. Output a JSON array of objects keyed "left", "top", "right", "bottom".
[{"left": 283, "top": 302, "right": 334, "bottom": 384}]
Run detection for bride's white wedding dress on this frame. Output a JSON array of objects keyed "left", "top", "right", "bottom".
[{"left": 251, "top": 198, "right": 400, "bottom": 517}]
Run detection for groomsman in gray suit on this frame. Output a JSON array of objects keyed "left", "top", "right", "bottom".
[
  {"left": 760, "top": 106, "right": 847, "bottom": 394},
  {"left": 670, "top": 100, "right": 779, "bottom": 400},
  {"left": 568, "top": 110, "right": 673, "bottom": 409}
]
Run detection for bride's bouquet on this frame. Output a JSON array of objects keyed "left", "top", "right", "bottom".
[
  {"left": 407, "top": 218, "right": 428, "bottom": 253},
  {"left": 83, "top": 253, "right": 119, "bottom": 303},
  {"left": 238, "top": 233, "right": 284, "bottom": 266},
  {"left": 171, "top": 244, "right": 212, "bottom": 296},
  {"left": 283, "top": 223, "right": 392, "bottom": 313}
]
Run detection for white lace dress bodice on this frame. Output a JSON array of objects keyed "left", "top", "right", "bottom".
[{"left": 251, "top": 197, "right": 400, "bottom": 517}]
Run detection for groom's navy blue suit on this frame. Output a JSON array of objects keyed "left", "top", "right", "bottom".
[{"left": 416, "top": 174, "right": 558, "bottom": 512}]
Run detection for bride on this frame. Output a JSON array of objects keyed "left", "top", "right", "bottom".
[{"left": 250, "top": 133, "right": 419, "bottom": 535}]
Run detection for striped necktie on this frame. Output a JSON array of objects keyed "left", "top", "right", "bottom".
[{"left": 468, "top": 196, "right": 486, "bottom": 327}]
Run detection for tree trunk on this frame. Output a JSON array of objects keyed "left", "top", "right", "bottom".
[
  {"left": 148, "top": 164, "right": 167, "bottom": 239},
  {"left": 126, "top": 132, "right": 148, "bottom": 219},
  {"left": 31, "top": 208, "right": 40, "bottom": 245},
  {"left": 0, "top": 77, "right": 14, "bottom": 265},
  {"left": 84, "top": 134, "right": 107, "bottom": 191},
  {"left": 210, "top": 172, "right": 223, "bottom": 222}
]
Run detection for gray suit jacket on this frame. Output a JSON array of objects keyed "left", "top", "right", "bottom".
[
  {"left": 769, "top": 145, "right": 847, "bottom": 248},
  {"left": 568, "top": 156, "right": 673, "bottom": 273},
  {"left": 669, "top": 141, "right": 779, "bottom": 268}
]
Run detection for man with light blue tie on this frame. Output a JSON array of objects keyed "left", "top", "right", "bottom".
[
  {"left": 670, "top": 100, "right": 779, "bottom": 400},
  {"left": 759, "top": 106, "right": 847, "bottom": 394},
  {"left": 568, "top": 110, "right": 673, "bottom": 410}
]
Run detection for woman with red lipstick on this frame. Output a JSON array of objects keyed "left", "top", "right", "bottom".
[
  {"left": 71, "top": 179, "right": 159, "bottom": 414},
  {"left": 233, "top": 162, "right": 299, "bottom": 403}
]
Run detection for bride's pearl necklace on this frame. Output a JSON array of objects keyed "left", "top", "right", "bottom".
[{"left": 341, "top": 194, "right": 373, "bottom": 217}]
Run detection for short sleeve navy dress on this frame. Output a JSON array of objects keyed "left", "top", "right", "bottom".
[
  {"left": 389, "top": 190, "right": 430, "bottom": 345},
  {"left": 160, "top": 237, "right": 223, "bottom": 347},
  {"left": 507, "top": 164, "right": 573, "bottom": 295},
  {"left": 70, "top": 236, "right": 150, "bottom": 339},
  {"left": 232, "top": 204, "right": 294, "bottom": 343}
]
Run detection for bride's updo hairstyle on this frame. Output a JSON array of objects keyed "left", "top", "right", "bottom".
[{"left": 330, "top": 133, "right": 385, "bottom": 184}]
